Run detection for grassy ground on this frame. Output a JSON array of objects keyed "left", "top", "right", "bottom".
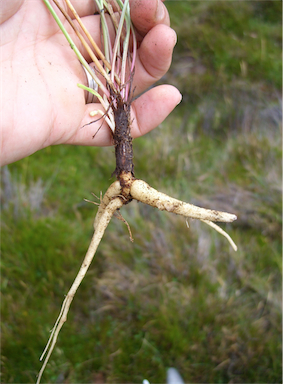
[{"left": 1, "top": 1, "right": 282, "bottom": 383}]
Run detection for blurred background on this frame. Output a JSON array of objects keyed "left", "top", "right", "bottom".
[{"left": 1, "top": 1, "right": 282, "bottom": 382}]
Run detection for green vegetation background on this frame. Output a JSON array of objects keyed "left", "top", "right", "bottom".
[{"left": 1, "top": 1, "right": 282, "bottom": 383}]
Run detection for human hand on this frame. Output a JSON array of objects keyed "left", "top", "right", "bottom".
[{"left": 0, "top": 0, "right": 181, "bottom": 166}]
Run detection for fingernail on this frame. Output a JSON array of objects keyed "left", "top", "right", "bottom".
[{"left": 156, "top": 1, "right": 165, "bottom": 21}]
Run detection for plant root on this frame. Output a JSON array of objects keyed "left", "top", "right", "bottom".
[
  {"left": 37, "top": 195, "right": 123, "bottom": 384},
  {"left": 38, "top": 177, "right": 237, "bottom": 382},
  {"left": 201, "top": 219, "right": 238, "bottom": 251},
  {"left": 93, "top": 181, "right": 121, "bottom": 230},
  {"left": 130, "top": 180, "right": 237, "bottom": 223}
]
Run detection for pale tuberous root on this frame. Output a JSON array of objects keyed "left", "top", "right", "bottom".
[
  {"left": 38, "top": 178, "right": 237, "bottom": 382},
  {"left": 130, "top": 179, "right": 238, "bottom": 251},
  {"left": 130, "top": 180, "right": 237, "bottom": 223}
]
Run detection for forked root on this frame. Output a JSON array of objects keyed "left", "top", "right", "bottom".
[
  {"left": 38, "top": 178, "right": 237, "bottom": 382},
  {"left": 37, "top": 196, "right": 123, "bottom": 384}
]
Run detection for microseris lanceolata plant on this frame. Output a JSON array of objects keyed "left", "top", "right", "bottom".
[{"left": 38, "top": 1, "right": 237, "bottom": 382}]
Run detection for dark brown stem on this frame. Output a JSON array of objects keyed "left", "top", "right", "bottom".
[{"left": 112, "top": 92, "right": 135, "bottom": 197}]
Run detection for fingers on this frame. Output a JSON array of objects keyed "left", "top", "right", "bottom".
[
  {"left": 59, "top": 0, "right": 174, "bottom": 94},
  {"left": 69, "top": 0, "right": 170, "bottom": 35},
  {"left": 130, "top": 0, "right": 170, "bottom": 37},
  {"left": 130, "top": 85, "right": 182, "bottom": 138},
  {"left": 80, "top": 8, "right": 176, "bottom": 97},
  {"left": 58, "top": 0, "right": 179, "bottom": 147},
  {"left": 68, "top": 84, "right": 181, "bottom": 147},
  {"left": 77, "top": 22, "right": 177, "bottom": 100},
  {"left": 66, "top": 0, "right": 171, "bottom": 63},
  {"left": 133, "top": 24, "right": 177, "bottom": 96}
]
